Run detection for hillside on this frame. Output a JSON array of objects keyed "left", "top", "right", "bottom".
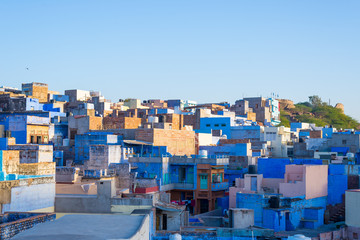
[{"left": 279, "top": 96, "right": 359, "bottom": 130}]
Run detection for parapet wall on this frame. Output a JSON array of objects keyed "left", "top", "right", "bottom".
[{"left": 0, "top": 212, "right": 55, "bottom": 239}]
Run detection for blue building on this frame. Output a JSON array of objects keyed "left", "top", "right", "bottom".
[
  {"left": 258, "top": 158, "right": 292, "bottom": 179},
  {"left": 236, "top": 193, "right": 327, "bottom": 231},
  {"left": 52, "top": 94, "right": 70, "bottom": 102},
  {"left": 328, "top": 164, "right": 348, "bottom": 205},
  {"left": 199, "top": 117, "right": 232, "bottom": 138},
  {"left": 0, "top": 114, "right": 50, "bottom": 144},
  {"left": 74, "top": 133, "right": 122, "bottom": 164},
  {"left": 199, "top": 143, "right": 250, "bottom": 157},
  {"left": 230, "top": 126, "right": 262, "bottom": 140},
  {"left": 129, "top": 156, "right": 229, "bottom": 214}
]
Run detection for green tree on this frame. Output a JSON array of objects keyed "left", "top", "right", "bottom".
[{"left": 308, "top": 95, "right": 323, "bottom": 107}]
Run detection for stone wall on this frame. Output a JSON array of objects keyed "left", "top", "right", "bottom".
[
  {"left": 18, "top": 162, "right": 55, "bottom": 176},
  {"left": 0, "top": 212, "right": 55, "bottom": 240}
]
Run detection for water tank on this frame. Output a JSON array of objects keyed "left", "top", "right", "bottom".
[
  {"left": 169, "top": 233, "right": 182, "bottom": 240},
  {"left": 288, "top": 235, "right": 311, "bottom": 240},
  {"left": 148, "top": 116, "right": 159, "bottom": 123},
  {"left": 269, "top": 196, "right": 280, "bottom": 208},
  {"left": 199, "top": 150, "right": 208, "bottom": 158},
  {"left": 248, "top": 165, "right": 257, "bottom": 174},
  {"left": 63, "top": 139, "right": 70, "bottom": 147}
]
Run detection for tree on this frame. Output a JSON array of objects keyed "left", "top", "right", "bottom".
[{"left": 308, "top": 95, "right": 323, "bottom": 107}]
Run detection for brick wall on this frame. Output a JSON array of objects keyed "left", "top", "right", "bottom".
[
  {"left": 103, "top": 117, "right": 122, "bottom": 129},
  {"left": 103, "top": 117, "right": 141, "bottom": 129},
  {"left": 153, "top": 129, "right": 195, "bottom": 156},
  {"left": 310, "top": 130, "right": 323, "bottom": 139},
  {"left": 135, "top": 129, "right": 154, "bottom": 143},
  {"left": 2, "top": 151, "right": 20, "bottom": 174},
  {"left": 183, "top": 115, "right": 196, "bottom": 129},
  {"left": 0, "top": 212, "right": 55, "bottom": 239},
  {"left": 89, "top": 116, "right": 103, "bottom": 131},
  {"left": 123, "top": 117, "right": 142, "bottom": 129},
  {"left": 18, "top": 162, "right": 56, "bottom": 175},
  {"left": 32, "top": 85, "right": 48, "bottom": 103},
  {"left": 135, "top": 129, "right": 195, "bottom": 156}
]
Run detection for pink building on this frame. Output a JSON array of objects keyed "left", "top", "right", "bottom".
[{"left": 279, "top": 165, "right": 328, "bottom": 199}]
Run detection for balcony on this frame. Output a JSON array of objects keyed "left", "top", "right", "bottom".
[
  {"left": 160, "top": 182, "right": 195, "bottom": 191},
  {"left": 173, "top": 182, "right": 195, "bottom": 190},
  {"left": 211, "top": 181, "right": 228, "bottom": 191}
]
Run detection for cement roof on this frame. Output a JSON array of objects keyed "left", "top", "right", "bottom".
[{"left": 12, "top": 214, "right": 146, "bottom": 240}]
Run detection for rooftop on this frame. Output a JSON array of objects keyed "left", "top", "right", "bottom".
[{"left": 12, "top": 214, "right": 147, "bottom": 240}]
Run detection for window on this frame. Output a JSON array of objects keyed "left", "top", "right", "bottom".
[
  {"left": 221, "top": 124, "right": 226, "bottom": 127},
  {"left": 206, "top": 124, "right": 210, "bottom": 127},
  {"left": 256, "top": 104, "right": 259, "bottom": 109},
  {"left": 200, "top": 174, "right": 208, "bottom": 189},
  {"left": 30, "top": 136, "right": 35, "bottom": 144},
  {"left": 342, "top": 140, "right": 347, "bottom": 144},
  {"left": 353, "top": 233, "right": 358, "bottom": 240},
  {"left": 37, "top": 136, "right": 42, "bottom": 144},
  {"left": 179, "top": 167, "right": 186, "bottom": 182},
  {"left": 214, "top": 124, "right": 219, "bottom": 127}
]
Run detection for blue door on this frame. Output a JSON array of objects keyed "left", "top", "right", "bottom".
[{"left": 251, "top": 176, "right": 257, "bottom": 191}]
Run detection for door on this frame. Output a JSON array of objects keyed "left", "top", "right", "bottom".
[
  {"left": 162, "top": 214, "right": 167, "bottom": 230},
  {"left": 200, "top": 199, "right": 209, "bottom": 214},
  {"left": 200, "top": 174, "right": 208, "bottom": 190},
  {"left": 251, "top": 176, "right": 257, "bottom": 191}
]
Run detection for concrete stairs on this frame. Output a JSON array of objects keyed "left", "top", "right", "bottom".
[{"left": 329, "top": 204, "right": 345, "bottom": 223}]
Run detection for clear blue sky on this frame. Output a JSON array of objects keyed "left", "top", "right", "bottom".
[{"left": 1, "top": 1, "right": 359, "bottom": 120}]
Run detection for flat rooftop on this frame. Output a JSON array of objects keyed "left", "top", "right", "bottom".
[{"left": 12, "top": 214, "right": 146, "bottom": 240}]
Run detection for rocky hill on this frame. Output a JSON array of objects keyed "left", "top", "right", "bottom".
[{"left": 279, "top": 96, "right": 359, "bottom": 130}]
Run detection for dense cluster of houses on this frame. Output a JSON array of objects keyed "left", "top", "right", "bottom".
[{"left": 0, "top": 82, "right": 359, "bottom": 239}]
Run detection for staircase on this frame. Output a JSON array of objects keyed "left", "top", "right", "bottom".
[{"left": 329, "top": 204, "right": 345, "bottom": 223}]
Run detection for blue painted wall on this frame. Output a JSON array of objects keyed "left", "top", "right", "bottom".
[
  {"left": 53, "top": 94, "right": 69, "bottom": 102},
  {"left": 236, "top": 192, "right": 326, "bottom": 231},
  {"left": 74, "top": 134, "right": 120, "bottom": 163},
  {"left": 0, "top": 138, "right": 10, "bottom": 150},
  {"left": 258, "top": 158, "right": 291, "bottom": 179},
  {"left": 200, "top": 117, "right": 232, "bottom": 138},
  {"left": 262, "top": 209, "right": 286, "bottom": 231},
  {"left": 225, "top": 169, "right": 246, "bottom": 186},
  {"left": 293, "top": 159, "right": 323, "bottom": 165},
  {"left": 216, "top": 196, "right": 229, "bottom": 211},
  {"left": 291, "top": 123, "right": 306, "bottom": 132},
  {"left": 230, "top": 126, "right": 262, "bottom": 140},
  {"left": 328, "top": 174, "right": 347, "bottom": 205},
  {"left": 322, "top": 128, "right": 334, "bottom": 138},
  {"left": 4, "top": 115, "right": 27, "bottom": 144},
  {"left": 53, "top": 150, "right": 64, "bottom": 166},
  {"left": 25, "top": 98, "right": 42, "bottom": 111},
  {"left": 199, "top": 143, "right": 249, "bottom": 157},
  {"left": 236, "top": 193, "right": 267, "bottom": 226}
]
